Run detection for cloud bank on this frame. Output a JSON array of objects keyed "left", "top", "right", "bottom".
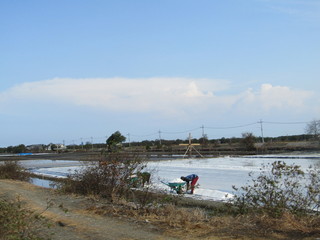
[
  {"left": 259, "top": 0, "right": 320, "bottom": 21},
  {"left": 0, "top": 77, "right": 314, "bottom": 119}
]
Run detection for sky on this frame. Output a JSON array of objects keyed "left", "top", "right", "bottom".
[{"left": 1, "top": 0, "right": 320, "bottom": 147}]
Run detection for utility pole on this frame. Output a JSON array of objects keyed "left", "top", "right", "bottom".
[
  {"left": 200, "top": 125, "right": 205, "bottom": 145},
  {"left": 127, "top": 133, "right": 131, "bottom": 147},
  {"left": 259, "top": 119, "right": 265, "bottom": 143},
  {"left": 91, "top": 137, "right": 93, "bottom": 151},
  {"left": 158, "top": 130, "right": 162, "bottom": 145},
  {"left": 201, "top": 125, "right": 205, "bottom": 138}
]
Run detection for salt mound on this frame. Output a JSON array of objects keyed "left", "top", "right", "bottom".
[{"left": 170, "top": 178, "right": 184, "bottom": 183}]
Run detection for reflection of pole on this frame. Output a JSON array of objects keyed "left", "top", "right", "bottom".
[
  {"left": 259, "top": 120, "right": 264, "bottom": 143},
  {"left": 188, "top": 133, "right": 192, "bottom": 157}
]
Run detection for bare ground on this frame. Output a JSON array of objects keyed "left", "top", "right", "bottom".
[{"left": 0, "top": 179, "right": 177, "bottom": 240}]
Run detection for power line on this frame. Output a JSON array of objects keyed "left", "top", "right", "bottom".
[
  {"left": 162, "top": 127, "right": 201, "bottom": 134},
  {"left": 51, "top": 120, "right": 310, "bottom": 145},
  {"left": 205, "top": 122, "right": 258, "bottom": 129},
  {"left": 130, "top": 132, "right": 158, "bottom": 137},
  {"left": 263, "top": 121, "right": 308, "bottom": 125}
]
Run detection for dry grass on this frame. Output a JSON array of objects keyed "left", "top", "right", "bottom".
[
  {"left": 86, "top": 199, "right": 320, "bottom": 239},
  {"left": 0, "top": 197, "right": 50, "bottom": 240}
]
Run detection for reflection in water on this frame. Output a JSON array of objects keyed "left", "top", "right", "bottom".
[
  {"left": 242, "top": 160, "right": 255, "bottom": 167},
  {"left": 313, "top": 160, "right": 320, "bottom": 169}
]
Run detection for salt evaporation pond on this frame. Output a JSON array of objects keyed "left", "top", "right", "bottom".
[
  {"left": 20, "top": 153, "right": 320, "bottom": 201},
  {"left": 31, "top": 177, "right": 57, "bottom": 189}
]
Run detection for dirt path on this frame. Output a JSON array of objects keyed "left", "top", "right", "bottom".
[{"left": 0, "top": 179, "right": 177, "bottom": 240}]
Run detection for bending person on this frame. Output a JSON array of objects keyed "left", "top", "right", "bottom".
[{"left": 180, "top": 174, "right": 199, "bottom": 194}]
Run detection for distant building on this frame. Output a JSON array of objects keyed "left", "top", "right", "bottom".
[
  {"left": 26, "top": 144, "right": 45, "bottom": 152},
  {"left": 46, "top": 144, "right": 67, "bottom": 151}
]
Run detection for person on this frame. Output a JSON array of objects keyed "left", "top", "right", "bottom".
[
  {"left": 180, "top": 174, "right": 199, "bottom": 194},
  {"left": 137, "top": 171, "right": 151, "bottom": 187}
]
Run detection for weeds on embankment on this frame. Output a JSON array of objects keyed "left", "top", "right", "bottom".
[
  {"left": 86, "top": 195, "right": 320, "bottom": 239},
  {"left": 228, "top": 160, "right": 320, "bottom": 239},
  {"left": 57, "top": 152, "right": 154, "bottom": 206},
  {"left": 0, "top": 197, "right": 50, "bottom": 240},
  {"left": 0, "top": 161, "right": 52, "bottom": 240},
  {"left": 5, "top": 155, "right": 320, "bottom": 239},
  {"left": 232, "top": 161, "right": 320, "bottom": 217},
  {"left": 57, "top": 153, "right": 320, "bottom": 239},
  {"left": 0, "top": 160, "right": 30, "bottom": 181}
]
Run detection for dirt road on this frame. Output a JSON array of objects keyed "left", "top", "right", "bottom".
[{"left": 0, "top": 179, "right": 176, "bottom": 240}]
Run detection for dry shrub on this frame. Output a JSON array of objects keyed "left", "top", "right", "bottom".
[
  {"left": 233, "top": 161, "right": 320, "bottom": 217},
  {"left": 58, "top": 153, "right": 147, "bottom": 202},
  {"left": 0, "top": 161, "right": 30, "bottom": 181}
]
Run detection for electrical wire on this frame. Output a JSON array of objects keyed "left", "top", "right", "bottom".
[{"left": 205, "top": 122, "right": 258, "bottom": 129}]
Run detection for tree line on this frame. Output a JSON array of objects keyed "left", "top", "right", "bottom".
[{"left": 1, "top": 120, "right": 319, "bottom": 154}]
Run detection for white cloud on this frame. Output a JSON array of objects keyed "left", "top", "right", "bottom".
[
  {"left": 259, "top": 84, "right": 310, "bottom": 109},
  {"left": 0, "top": 78, "right": 314, "bottom": 119},
  {"left": 0, "top": 78, "right": 227, "bottom": 116},
  {"left": 234, "top": 83, "right": 313, "bottom": 115},
  {"left": 258, "top": 0, "right": 320, "bottom": 21}
]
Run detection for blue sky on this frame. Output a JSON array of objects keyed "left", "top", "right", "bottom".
[{"left": 1, "top": 0, "right": 320, "bottom": 147}]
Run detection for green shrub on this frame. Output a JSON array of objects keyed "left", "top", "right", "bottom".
[
  {"left": 232, "top": 161, "right": 320, "bottom": 217},
  {"left": 0, "top": 161, "right": 30, "bottom": 181}
]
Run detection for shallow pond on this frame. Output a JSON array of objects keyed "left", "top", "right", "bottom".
[
  {"left": 20, "top": 153, "right": 320, "bottom": 201},
  {"left": 31, "top": 177, "right": 58, "bottom": 189}
]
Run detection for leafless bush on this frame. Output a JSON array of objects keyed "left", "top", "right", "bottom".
[
  {"left": 0, "top": 161, "right": 30, "bottom": 181},
  {"left": 58, "top": 153, "right": 149, "bottom": 202},
  {"left": 232, "top": 161, "right": 320, "bottom": 217}
]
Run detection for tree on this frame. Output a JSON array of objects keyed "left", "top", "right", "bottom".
[
  {"left": 106, "top": 131, "right": 126, "bottom": 151},
  {"left": 6, "top": 144, "right": 26, "bottom": 154},
  {"left": 305, "top": 119, "right": 320, "bottom": 140},
  {"left": 241, "top": 132, "right": 256, "bottom": 151}
]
